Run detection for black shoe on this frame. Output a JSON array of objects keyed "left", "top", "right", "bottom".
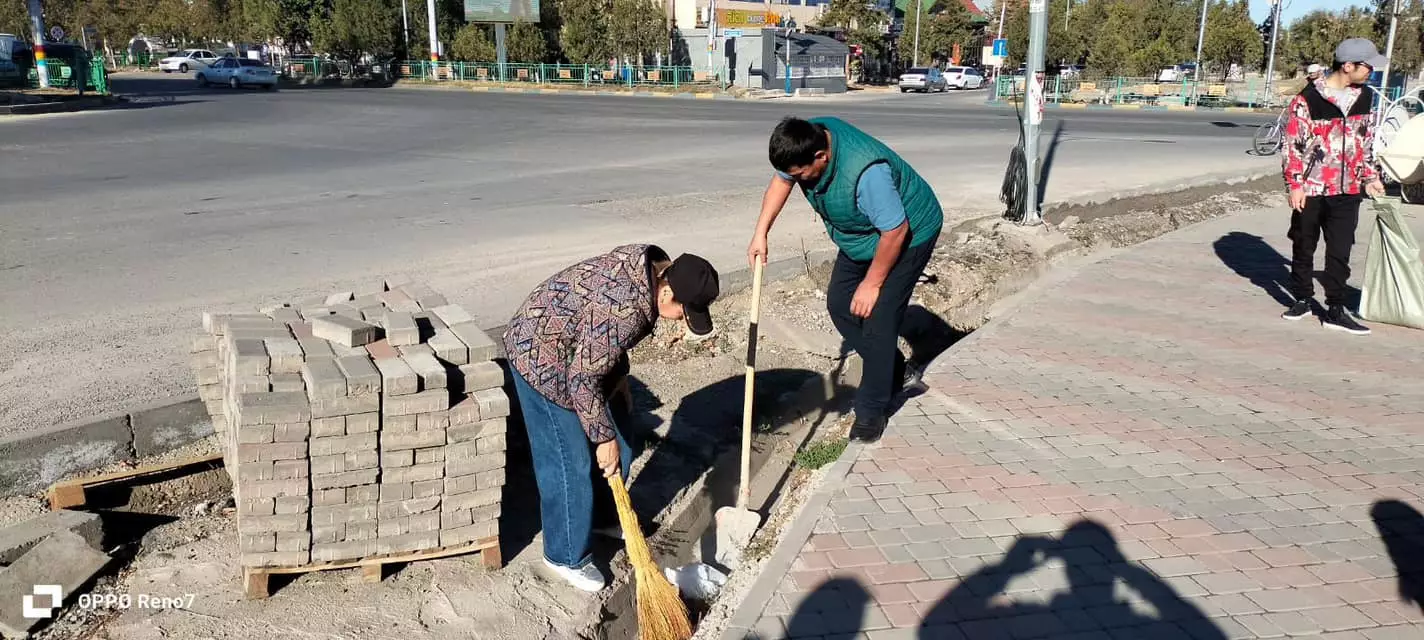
[
  {"left": 1282, "top": 299, "right": 1312, "bottom": 321},
  {"left": 849, "top": 415, "right": 888, "bottom": 443},
  {"left": 1323, "top": 305, "right": 1371, "bottom": 335},
  {"left": 900, "top": 362, "right": 929, "bottom": 398}
]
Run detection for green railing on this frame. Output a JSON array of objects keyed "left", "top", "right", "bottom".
[
  {"left": 115, "top": 51, "right": 162, "bottom": 69},
  {"left": 26, "top": 53, "right": 108, "bottom": 94},
  {"left": 390, "top": 60, "right": 707, "bottom": 89}
]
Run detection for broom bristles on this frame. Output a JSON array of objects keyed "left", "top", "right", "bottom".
[{"left": 609, "top": 474, "right": 693, "bottom": 640}]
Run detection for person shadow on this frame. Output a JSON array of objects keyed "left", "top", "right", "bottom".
[
  {"left": 773, "top": 521, "right": 1225, "bottom": 639},
  {"left": 1371, "top": 499, "right": 1424, "bottom": 611},
  {"left": 1213, "top": 231, "right": 1296, "bottom": 308},
  {"left": 922, "top": 520, "right": 1226, "bottom": 639}
]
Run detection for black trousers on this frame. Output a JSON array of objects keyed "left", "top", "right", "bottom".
[
  {"left": 1289, "top": 194, "right": 1362, "bottom": 307},
  {"left": 826, "top": 232, "right": 939, "bottom": 420}
]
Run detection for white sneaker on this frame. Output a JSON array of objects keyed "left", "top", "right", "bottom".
[{"left": 543, "top": 558, "right": 606, "bottom": 592}]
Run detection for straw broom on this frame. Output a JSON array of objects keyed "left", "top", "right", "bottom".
[{"left": 607, "top": 474, "right": 693, "bottom": 640}]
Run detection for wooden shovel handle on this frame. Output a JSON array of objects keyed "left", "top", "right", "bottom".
[{"left": 739, "top": 259, "right": 764, "bottom": 510}]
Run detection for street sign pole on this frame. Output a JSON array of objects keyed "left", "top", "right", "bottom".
[
  {"left": 26, "top": 0, "right": 49, "bottom": 89},
  {"left": 912, "top": 0, "right": 922, "bottom": 67},
  {"left": 425, "top": 0, "right": 439, "bottom": 80},
  {"left": 1382, "top": 0, "right": 1401, "bottom": 98},
  {"left": 1193, "top": 0, "right": 1207, "bottom": 84},
  {"left": 1264, "top": 0, "right": 1281, "bottom": 102},
  {"left": 1021, "top": 0, "right": 1047, "bottom": 226}
]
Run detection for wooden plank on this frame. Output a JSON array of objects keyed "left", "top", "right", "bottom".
[
  {"left": 47, "top": 452, "right": 225, "bottom": 510},
  {"left": 243, "top": 536, "right": 500, "bottom": 599}
]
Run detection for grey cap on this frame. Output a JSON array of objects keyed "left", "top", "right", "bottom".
[{"left": 1336, "top": 38, "right": 1389, "bottom": 69}]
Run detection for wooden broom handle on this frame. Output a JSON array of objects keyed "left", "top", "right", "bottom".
[{"left": 739, "top": 259, "right": 763, "bottom": 510}]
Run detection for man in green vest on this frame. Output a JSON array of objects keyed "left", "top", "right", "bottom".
[{"left": 747, "top": 116, "right": 944, "bottom": 442}]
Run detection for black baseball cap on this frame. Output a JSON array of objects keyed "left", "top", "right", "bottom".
[{"left": 663, "top": 254, "right": 720, "bottom": 336}]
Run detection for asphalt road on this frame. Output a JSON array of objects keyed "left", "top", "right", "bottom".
[{"left": 0, "top": 73, "right": 1277, "bottom": 437}]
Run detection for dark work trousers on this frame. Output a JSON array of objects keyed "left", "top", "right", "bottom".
[
  {"left": 826, "top": 232, "right": 939, "bottom": 420},
  {"left": 1288, "top": 194, "right": 1362, "bottom": 307}
]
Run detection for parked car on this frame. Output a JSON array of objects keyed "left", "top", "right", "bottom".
[
  {"left": 944, "top": 66, "right": 985, "bottom": 89},
  {"left": 899, "top": 67, "right": 947, "bottom": 93},
  {"left": 159, "top": 49, "right": 217, "bottom": 73},
  {"left": 197, "top": 56, "right": 277, "bottom": 89}
]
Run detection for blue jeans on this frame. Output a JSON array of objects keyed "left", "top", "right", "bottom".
[{"left": 511, "top": 369, "right": 640, "bottom": 570}]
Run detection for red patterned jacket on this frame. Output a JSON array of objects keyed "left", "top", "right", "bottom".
[
  {"left": 1282, "top": 79, "right": 1380, "bottom": 197},
  {"left": 503, "top": 244, "right": 662, "bottom": 443}
]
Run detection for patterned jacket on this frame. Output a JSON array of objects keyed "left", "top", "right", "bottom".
[
  {"left": 1282, "top": 79, "right": 1380, "bottom": 197},
  {"left": 503, "top": 244, "right": 661, "bottom": 443}
]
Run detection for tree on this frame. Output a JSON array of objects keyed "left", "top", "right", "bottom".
[
  {"left": 312, "top": 0, "right": 399, "bottom": 63},
  {"left": 1, "top": 0, "right": 28, "bottom": 40},
  {"left": 607, "top": 0, "right": 662, "bottom": 63},
  {"left": 1087, "top": 1, "right": 1135, "bottom": 75},
  {"left": 506, "top": 18, "right": 546, "bottom": 61},
  {"left": 559, "top": 0, "right": 607, "bottom": 65},
  {"left": 1374, "top": 0, "right": 1423, "bottom": 77},
  {"left": 450, "top": 22, "right": 495, "bottom": 61},
  {"left": 1202, "top": 0, "right": 1262, "bottom": 78},
  {"left": 897, "top": 0, "right": 974, "bottom": 67},
  {"left": 818, "top": 0, "right": 888, "bottom": 62}
]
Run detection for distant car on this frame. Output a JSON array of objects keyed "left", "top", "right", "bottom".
[
  {"left": 944, "top": 66, "right": 985, "bottom": 89},
  {"left": 899, "top": 67, "right": 947, "bottom": 93},
  {"left": 197, "top": 57, "right": 277, "bottom": 89},
  {"left": 1058, "top": 65, "right": 1085, "bottom": 78},
  {"left": 158, "top": 49, "right": 217, "bottom": 73}
]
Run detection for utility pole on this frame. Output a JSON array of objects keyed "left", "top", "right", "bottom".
[
  {"left": 912, "top": 0, "right": 922, "bottom": 68},
  {"left": 1064, "top": 0, "right": 1070, "bottom": 32},
  {"left": 1382, "top": 0, "right": 1401, "bottom": 98},
  {"left": 426, "top": 0, "right": 439, "bottom": 79},
  {"left": 708, "top": 0, "right": 716, "bottom": 83},
  {"left": 1264, "top": 0, "right": 1282, "bottom": 102},
  {"left": 1193, "top": 0, "right": 1207, "bottom": 84},
  {"left": 1022, "top": 0, "right": 1047, "bottom": 225},
  {"left": 25, "top": 0, "right": 49, "bottom": 88}
]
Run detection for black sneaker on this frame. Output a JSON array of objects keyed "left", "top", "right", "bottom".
[
  {"left": 1323, "top": 305, "right": 1371, "bottom": 335},
  {"left": 1282, "top": 299, "right": 1312, "bottom": 321},
  {"left": 849, "top": 415, "right": 888, "bottom": 443},
  {"left": 901, "top": 362, "right": 928, "bottom": 398}
]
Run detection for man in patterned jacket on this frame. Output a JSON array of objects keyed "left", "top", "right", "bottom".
[
  {"left": 503, "top": 244, "right": 719, "bottom": 591},
  {"left": 1281, "top": 38, "right": 1388, "bottom": 335}
]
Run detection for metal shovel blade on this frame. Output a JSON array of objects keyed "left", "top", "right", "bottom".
[{"left": 713, "top": 506, "right": 762, "bottom": 569}]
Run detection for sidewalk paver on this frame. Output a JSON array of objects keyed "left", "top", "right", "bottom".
[{"left": 733, "top": 207, "right": 1424, "bottom": 639}]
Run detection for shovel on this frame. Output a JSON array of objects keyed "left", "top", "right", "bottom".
[{"left": 713, "top": 258, "right": 765, "bottom": 569}]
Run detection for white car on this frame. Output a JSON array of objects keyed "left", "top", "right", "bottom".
[
  {"left": 899, "top": 67, "right": 947, "bottom": 93},
  {"left": 944, "top": 66, "right": 985, "bottom": 89},
  {"left": 158, "top": 49, "right": 217, "bottom": 73},
  {"left": 196, "top": 57, "right": 278, "bottom": 89}
]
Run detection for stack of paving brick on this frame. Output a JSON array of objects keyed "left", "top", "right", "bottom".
[{"left": 189, "top": 281, "right": 510, "bottom": 569}]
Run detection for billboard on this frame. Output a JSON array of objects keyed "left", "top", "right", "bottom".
[{"left": 464, "top": 0, "right": 540, "bottom": 23}]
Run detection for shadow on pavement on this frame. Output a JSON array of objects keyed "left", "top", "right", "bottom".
[
  {"left": 1371, "top": 499, "right": 1424, "bottom": 611},
  {"left": 1037, "top": 120, "right": 1067, "bottom": 209},
  {"left": 779, "top": 520, "right": 1227, "bottom": 639},
  {"left": 1213, "top": 231, "right": 1296, "bottom": 308}
]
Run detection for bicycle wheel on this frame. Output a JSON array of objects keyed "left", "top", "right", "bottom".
[{"left": 1253, "top": 122, "right": 1283, "bottom": 156}]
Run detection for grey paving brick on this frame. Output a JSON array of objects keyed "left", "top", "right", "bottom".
[
  {"left": 448, "top": 322, "right": 499, "bottom": 361},
  {"left": 383, "top": 311, "right": 420, "bottom": 346},
  {"left": 311, "top": 315, "right": 378, "bottom": 347},
  {"left": 459, "top": 361, "right": 505, "bottom": 393},
  {"left": 384, "top": 389, "right": 451, "bottom": 416},
  {"left": 427, "top": 330, "right": 470, "bottom": 366}
]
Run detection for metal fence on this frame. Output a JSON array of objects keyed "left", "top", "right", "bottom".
[
  {"left": 994, "top": 75, "right": 1407, "bottom": 109},
  {"left": 26, "top": 54, "right": 108, "bottom": 94},
  {"left": 114, "top": 51, "right": 161, "bottom": 69}
]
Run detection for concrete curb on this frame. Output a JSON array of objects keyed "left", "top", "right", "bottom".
[
  {"left": 0, "top": 247, "right": 835, "bottom": 499},
  {"left": 0, "top": 95, "right": 113, "bottom": 116},
  {"left": 394, "top": 79, "right": 745, "bottom": 100},
  {"left": 985, "top": 98, "right": 1275, "bottom": 114},
  {"left": 718, "top": 440, "right": 864, "bottom": 640}
]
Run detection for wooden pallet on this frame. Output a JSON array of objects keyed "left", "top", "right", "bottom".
[
  {"left": 47, "top": 452, "right": 226, "bottom": 510},
  {"left": 243, "top": 536, "right": 501, "bottom": 599}
]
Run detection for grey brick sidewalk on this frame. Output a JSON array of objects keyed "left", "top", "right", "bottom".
[{"left": 730, "top": 206, "right": 1424, "bottom": 639}]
